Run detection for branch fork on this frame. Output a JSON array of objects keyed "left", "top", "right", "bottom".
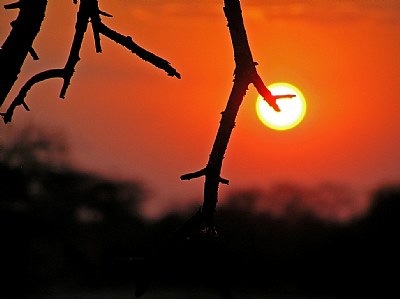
[
  {"left": 1, "top": 0, "right": 180, "bottom": 123},
  {"left": 179, "top": 0, "right": 295, "bottom": 234},
  {"left": 181, "top": 167, "right": 229, "bottom": 185}
]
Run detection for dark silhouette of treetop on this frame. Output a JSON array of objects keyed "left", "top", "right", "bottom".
[{"left": 0, "top": 0, "right": 180, "bottom": 123}]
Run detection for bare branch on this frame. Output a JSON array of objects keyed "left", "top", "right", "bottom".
[
  {"left": 1, "top": 69, "right": 65, "bottom": 123},
  {"left": 1, "top": 0, "right": 181, "bottom": 123},
  {"left": 180, "top": 168, "right": 207, "bottom": 181},
  {"left": 28, "top": 47, "right": 39, "bottom": 60},
  {"left": 137, "top": 1, "right": 284, "bottom": 296},
  {"left": 4, "top": 1, "right": 21, "bottom": 10},
  {"left": 98, "top": 22, "right": 181, "bottom": 79},
  {"left": 180, "top": 168, "right": 229, "bottom": 185},
  {"left": 60, "top": 0, "right": 91, "bottom": 98},
  {"left": 89, "top": 1, "right": 102, "bottom": 53},
  {"left": 181, "top": 0, "right": 284, "bottom": 228},
  {"left": 99, "top": 10, "right": 112, "bottom": 18},
  {"left": 252, "top": 72, "right": 296, "bottom": 111},
  {"left": 219, "top": 177, "right": 229, "bottom": 185},
  {"left": 0, "top": 0, "right": 48, "bottom": 107}
]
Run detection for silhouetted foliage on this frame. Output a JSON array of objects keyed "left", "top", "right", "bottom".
[
  {"left": 0, "top": 125, "right": 146, "bottom": 297},
  {"left": 1, "top": 129, "right": 399, "bottom": 298}
]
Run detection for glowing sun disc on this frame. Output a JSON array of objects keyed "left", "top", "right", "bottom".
[{"left": 256, "top": 82, "right": 306, "bottom": 131}]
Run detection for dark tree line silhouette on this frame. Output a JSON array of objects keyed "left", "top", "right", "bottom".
[{"left": 1, "top": 126, "right": 399, "bottom": 298}]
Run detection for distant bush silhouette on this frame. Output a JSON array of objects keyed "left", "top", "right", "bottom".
[
  {"left": 0, "top": 125, "right": 146, "bottom": 297},
  {"left": 1, "top": 128, "right": 399, "bottom": 298}
]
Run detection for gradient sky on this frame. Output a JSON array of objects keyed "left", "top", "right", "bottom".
[{"left": 1, "top": 0, "right": 400, "bottom": 218}]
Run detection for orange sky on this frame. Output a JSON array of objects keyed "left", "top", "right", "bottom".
[{"left": 1, "top": 1, "right": 400, "bottom": 218}]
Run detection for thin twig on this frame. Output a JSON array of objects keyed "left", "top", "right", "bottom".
[
  {"left": 89, "top": 0, "right": 102, "bottom": 53},
  {"left": 60, "top": 0, "right": 91, "bottom": 98},
  {"left": 28, "top": 47, "right": 40, "bottom": 60},
  {"left": 1, "top": 69, "right": 65, "bottom": 123},
  {"left": 98, "top": 23, "right": 181, "bottom": 79},
  {"left": 180, "top": 168, "right": 206, "bottom": 181},
  {"left": 4, "top": 1, "right": 21, "bottom": 10}
]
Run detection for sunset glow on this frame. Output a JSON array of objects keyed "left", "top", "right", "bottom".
[
  {"left": 1, "top": 0, "right": 399, "bottom": 219},
  {"left": 256, "top": 83, "right": 306, "bottom": 131}
]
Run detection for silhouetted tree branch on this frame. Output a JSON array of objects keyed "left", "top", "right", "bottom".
[
  {"left": 98, "top": 23, "right": 180, "bottom": 78},
  {"left": 0, "top": 0, "right": 47, "bottom": 108},
  {"left": 181, "top": 0, "right": 294, "bottom": 231},
  {"left": 1, "top": 0, "right": 180, "bottom": 123},
  {"left": 135, "top": 0, "right": 294, "bottom": 296}
]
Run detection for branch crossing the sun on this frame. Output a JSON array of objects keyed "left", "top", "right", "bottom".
[{"left": 180, "top": 0, "right": 295, "bottom": 229}]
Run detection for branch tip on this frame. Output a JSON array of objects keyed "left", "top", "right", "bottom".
[
  {"left": 219, "top": 177, "right": 230, "bottom": 185},
  {"left": 29, "top": 47, "right": 39, "bottom": 60},
  {"left": 22, "top": 101, "right": 30, "bottom": 111},
  {"left": 180, "top": 168, "right": 206, "bottom": 181},
  {"left": 98, "top": 23, "right": 180, "bottom": 79},
  {"left": 172, "top": 72, "right": 181, "bottom": 79},
  {"left": 4, "top": 1, "right": 21, "bottom": 10},
  {"left": 99, "top": 10, "right": 113, "bottom": 18}
]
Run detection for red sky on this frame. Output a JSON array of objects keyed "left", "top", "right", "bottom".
[{"left": 1, "top": 0, "right": 400, "bottom": 218}]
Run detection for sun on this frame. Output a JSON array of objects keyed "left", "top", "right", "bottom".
[{"left": 256, "top": 82, "right": 306, "bottom": 131}]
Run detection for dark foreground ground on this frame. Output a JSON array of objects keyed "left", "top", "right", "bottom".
[{"left": 1, "top": 161, "right": 399, "bottom": 299}]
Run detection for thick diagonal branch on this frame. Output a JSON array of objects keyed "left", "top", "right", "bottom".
[
  {"left": 0, "top": 0, "right": 48, "bottom": 108},
  {"left": 136, "top": 1, "right": 287, "bottom": 296},
  {"left": 181, "top": 0, "right": 294, "bottom": 228}
]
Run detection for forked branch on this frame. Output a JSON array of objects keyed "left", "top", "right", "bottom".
[
  {"left": 180, "top": 0, "right": 294, "bottom": 229},
  {"left": 135, "top": 1, "right": 293, "bottom": 296},
  {"left": 1, "top": 0, "right": 180, "bottom": 123},
  {"left": 0, "top": 0, "right": 48, "bottom": 107},
  {"left": 0, "top": 69, "right": 64, "bottom": 122}
]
